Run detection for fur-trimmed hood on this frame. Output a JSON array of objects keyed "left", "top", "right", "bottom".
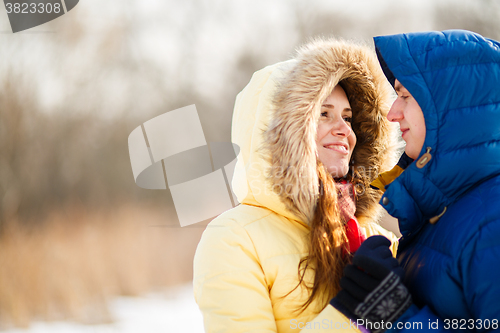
[{"left": 231, "top": 38, "right": 397, "bottom": 225}]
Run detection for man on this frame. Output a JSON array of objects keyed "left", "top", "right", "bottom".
[{"left": 331, "top": 30, "right": 500, "bottom": 332}]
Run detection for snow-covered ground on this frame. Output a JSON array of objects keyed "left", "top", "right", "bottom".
[{"left": 3, "top": 284, "right": 205, "bottom": 333}]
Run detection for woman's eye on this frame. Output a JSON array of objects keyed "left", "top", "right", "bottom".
[
  {"left": 320, "top": 111, "right": 328, "bottom": 117},
  {"left": 343, "top": 116, "right": 352, "bottom": 123}
]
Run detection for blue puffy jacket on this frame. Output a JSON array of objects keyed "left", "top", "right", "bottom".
[{"left": 374, "top": 30, "right": 500, "bottom": 332}]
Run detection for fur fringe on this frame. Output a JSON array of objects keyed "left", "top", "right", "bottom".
[{"left": 264, "top": 37, "right": 398, "bottom": 225}]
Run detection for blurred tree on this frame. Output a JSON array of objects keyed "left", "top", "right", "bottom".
[{"left": 434, "top": 0, "right": 500, "bottom": 40}]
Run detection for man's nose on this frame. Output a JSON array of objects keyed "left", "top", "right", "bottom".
[{"left": 387, "top": 102, "right": 403, "bottom": 122}]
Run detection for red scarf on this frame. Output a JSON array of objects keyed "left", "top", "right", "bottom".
[{"left": 336, "top": 180, "right": 366, "bottom": 254}]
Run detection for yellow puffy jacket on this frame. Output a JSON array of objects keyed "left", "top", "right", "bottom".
[{"left": 194, "top": 38, "right": 398, "bottom": 333}]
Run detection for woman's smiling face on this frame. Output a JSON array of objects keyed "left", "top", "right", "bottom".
[{"left": 316, "top": 84, "right": 356, "bottom": 177}]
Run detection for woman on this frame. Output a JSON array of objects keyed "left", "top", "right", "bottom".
[{"left": 193, "top": 37, "right": 398, "bottom": 333}]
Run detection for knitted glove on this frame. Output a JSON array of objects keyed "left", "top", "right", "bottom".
[
  {"left": 331, "top": 236, "right": 412, "bottom": 333},
  {"left": 354, "top": 235, "right": 404, "bottom": 280}
]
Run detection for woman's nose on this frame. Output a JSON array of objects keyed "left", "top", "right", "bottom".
[{"left": 330, "top": 118, "right": 352, "bottom": 137}]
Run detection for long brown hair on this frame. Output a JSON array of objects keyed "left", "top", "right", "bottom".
[{"left": 289, "top": 161, "right": 357, "bottom": 312}]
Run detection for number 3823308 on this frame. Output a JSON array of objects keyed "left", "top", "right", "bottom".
[
  {"left": 5, "top": 2, "right": 62, "bottom": 14},
  {"left": 444, "top": 319, "right": 498, "bottom": 330}
]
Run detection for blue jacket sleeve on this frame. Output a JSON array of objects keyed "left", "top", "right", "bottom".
[
  {"left": 461, "top": 218, "right": 500, "bottom": 330},
  {"left": 386, "top": 219, "right": 500, "bottom": 333}
]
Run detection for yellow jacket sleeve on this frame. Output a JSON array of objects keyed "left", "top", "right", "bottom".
[
  {"left": 298, "top": 305, "right": 360, "bottom": 332},
  {"left": 193, "top": 218, "right": 278, "bottom": 333},
  {"left": 370, "top": 165, "right": 405, "bottom": 193}
]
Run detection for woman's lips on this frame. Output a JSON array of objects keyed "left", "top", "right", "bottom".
[
  {"left": 401, "top": 128, "right": 409, "bottom": 139},
  {"left": 323, "top": 143, "right": 348, "bottom": 154}
]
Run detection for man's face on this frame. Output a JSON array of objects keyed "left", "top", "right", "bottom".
[{"left": 387, "top": 79, "right": 426, "bottom": 159}]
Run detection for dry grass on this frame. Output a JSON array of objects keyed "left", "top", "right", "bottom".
[{"left": 0, "top": 204, "right": 204, "bottom": 329}]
